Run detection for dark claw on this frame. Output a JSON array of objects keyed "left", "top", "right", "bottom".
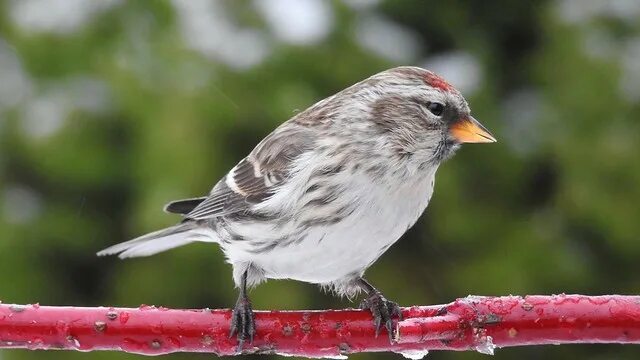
[
  {"left": 229, "top": 297, "right": 255, "bottom": 352},
  {"left": 360, "top": 292, "right": 402, "bottom": 343}
]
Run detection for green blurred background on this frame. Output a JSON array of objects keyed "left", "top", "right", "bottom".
[{"left": 0, "top": 0, "right": 639, "bottom": 359}]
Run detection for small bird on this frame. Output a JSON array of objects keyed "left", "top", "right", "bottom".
[{"left": 98, "top": 66, "right": 496, "bottom": 350}]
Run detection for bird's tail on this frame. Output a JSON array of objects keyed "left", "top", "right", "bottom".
[{"left": 96, "top": 222, "right": 216, "bottom": 259}]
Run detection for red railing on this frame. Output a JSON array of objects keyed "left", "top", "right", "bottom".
[{"left": 0, "top": 295, "right": 639, "bottom": 357}]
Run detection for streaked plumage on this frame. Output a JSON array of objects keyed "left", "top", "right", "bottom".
[{"left": 98, "top": 66, "right": 496, "bottom": 350}]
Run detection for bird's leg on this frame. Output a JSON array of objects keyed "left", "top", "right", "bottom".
[
  {"left": 357, "top": 277, "right": 402, "bottom": 343},
  {"left": 229, "top": 270, "right": 255, "bottom": 352}
]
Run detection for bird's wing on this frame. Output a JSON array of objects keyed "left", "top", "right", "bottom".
[{"left": 185, "top": 124, "right": 315, "bottom": 220}]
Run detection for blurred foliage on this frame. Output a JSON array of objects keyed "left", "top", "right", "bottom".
[{"left": 0, "top": 1, "right": 639, "bottom": 360}]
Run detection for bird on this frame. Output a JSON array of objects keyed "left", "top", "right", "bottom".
[{"left": 97, "top": 66, "right": 496, "bottom": 350}]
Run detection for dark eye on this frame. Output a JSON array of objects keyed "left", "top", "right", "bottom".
[{"left": 427, "top": 102, "right": 445, "bottom": 116}]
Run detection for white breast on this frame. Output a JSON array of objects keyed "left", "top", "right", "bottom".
[{"left": 222, "top": 166, "right": 437, "bottom": 285}]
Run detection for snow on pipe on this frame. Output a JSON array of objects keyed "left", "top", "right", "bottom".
[{"left": 0, "top": 295, "right": 639, "bottom": 358}]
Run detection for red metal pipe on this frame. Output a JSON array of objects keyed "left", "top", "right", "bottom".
[{"left": 0, "top": 295, "right": 638, "bottom": 357}]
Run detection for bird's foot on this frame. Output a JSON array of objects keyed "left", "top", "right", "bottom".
[
  {"left": 360, "top": 291, "right": 403, "bottom": 343},
  {"left": 229, "top": 296, "right": 256, "bottom": 352}
]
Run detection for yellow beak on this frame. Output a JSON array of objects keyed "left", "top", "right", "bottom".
[{"left": 449, "top": 117, "right": 497, "bottom": 143}]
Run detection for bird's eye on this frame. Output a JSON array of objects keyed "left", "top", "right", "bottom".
[{"left": 427, "top": 102, "right": 445, "bottom": 116}]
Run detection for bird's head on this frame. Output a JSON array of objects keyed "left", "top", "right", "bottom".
[{"left": 355, "top": 66, "right": 496, "bottom": 168}]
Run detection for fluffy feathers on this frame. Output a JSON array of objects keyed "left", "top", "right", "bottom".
[{"left": 98, "top": 66, "right": 481, "bottom": 295}]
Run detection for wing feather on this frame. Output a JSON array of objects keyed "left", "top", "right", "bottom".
[{"left": 185, "top": 125, "right": 314, "bottom": 220}]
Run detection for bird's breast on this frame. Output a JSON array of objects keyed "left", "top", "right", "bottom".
[{"left": 223, "top": 168, "right": 437, "bottom": 284}]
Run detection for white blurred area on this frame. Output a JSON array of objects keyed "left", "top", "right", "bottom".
[
  {"left": 355, "top": 14, "right": 422, "bottom": 63},
  {"left": 171, "top": 0, "right": 270, "bottom": 70},
  {"left": 9, "top": 0, "right": 123, "bottom": 34},
  {"left": 501, "top": 89, "right": 544, "bottom": 156},
  {"left": 2, "top": 184, "right": 43, "bottom": 224},
  {"left": 21, "top": 77, "right": 111, "bottom": 140},
  {"left": 557, "top": 0, "right": 640, "bottom": 24},
  {"left": 619, "top": 38, "right": 640, "bottom": 103},
  {"left": 0, "top": 40, "right": 111, "bottom": 141},
  {"left": 0, "top": 40, "right": 32, "bottom": 111},
  {"left": 254, "top": 0, "right": 333, "bottom": 45}
]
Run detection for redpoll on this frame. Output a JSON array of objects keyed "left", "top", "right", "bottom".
[{"left": 98, "top": 66, "right": 496, "bottom": 350}]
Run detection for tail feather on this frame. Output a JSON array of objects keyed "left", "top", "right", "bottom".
[
  {"left": 97, "top": 222, "right": 216, "bottom": 259},
  {"left": 164, "top": 197, "right": 206, "bottom": 215}
]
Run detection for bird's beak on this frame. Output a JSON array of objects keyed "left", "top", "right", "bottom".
[{"left": 449, "top": 116, "right": 497, "bottom": 143}]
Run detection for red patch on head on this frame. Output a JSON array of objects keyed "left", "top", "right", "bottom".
[{"left": 424, "top": 72, "right": 454, "bottom": 92}]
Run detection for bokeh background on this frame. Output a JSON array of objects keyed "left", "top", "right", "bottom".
[{"left": 0, "top": 0, "right": 639, "bottom": 359}]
